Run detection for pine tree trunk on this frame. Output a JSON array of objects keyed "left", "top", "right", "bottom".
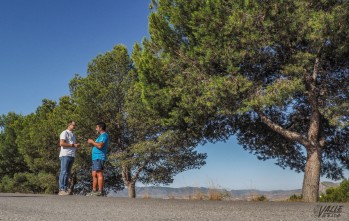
[
  {"left": 128, "top": 182, "right": 136, "bottom": 198},
  {"left": 302, "top": 148, "right": 321, "bottom": 202},
  {"left": 121, "top": 165, "right": 136, "bottom": 198}
]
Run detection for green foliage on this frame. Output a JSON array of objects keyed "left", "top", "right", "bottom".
[
  {"left": 136, "top": 0, "right": 349, "bottom": 202},
  {"left": 0, "top": 97, "right": 84, "bottom": 194},
  {"left": 0, "top": 175, "right": 14, "bottom": 192},
  {"left": 69, "top": 44, "right": 206, "bottom": 196},
  {"left": 139, "top": 0, "right": 349, "bottom": 181},
  {"left": 123, "top": 64, "right": 206, "bottom": 186},
  {"left": 320, "top": 179, "right": 349, "bottom": 202},
  {"left": 37, "top": 172, "right": 58, "bottom": 194},
  {"left": 0, "top": 113, "right": 28, "bottom": 179},
  {"left": 288, "top": 194, "right": 303, "bottom": 202},
  {"left": 15, "top": 99, "right": 61, "bottom": 175},
  {"left": 68, "top": 45, "right": 131, "bottom": 194},
  {"left": 70, "top": 44, "right": 132, "bottom": 146},
  {"left": 0, "top": 172, "right": 57, "bottom": 194}
]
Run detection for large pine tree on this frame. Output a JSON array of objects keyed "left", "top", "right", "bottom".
[{"left": 135, "top": 0, "right": 349, "bottom": 202}]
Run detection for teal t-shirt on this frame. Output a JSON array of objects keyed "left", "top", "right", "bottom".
[{"left": 92, "top": 132, "right": 109, "bottom": 161}]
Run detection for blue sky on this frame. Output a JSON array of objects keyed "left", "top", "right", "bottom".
[{"left": 0, "top": 1, "right": 344, "bottom": 191}]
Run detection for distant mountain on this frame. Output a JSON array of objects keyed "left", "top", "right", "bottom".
[
  {"left": 109, "top": 181, "right": 340, "bottom": 201},
  {"left": 108, "top": 186, "right": 302, "bottom": 201},
  {"left": 319, "top": 181, "right": 339, "bottom": 194},
  {"left": 229, "top": 189, "right": 302, "bottom": 201},
  {"left": 109, "top": 187, "right": 212, "bottom": 199}
]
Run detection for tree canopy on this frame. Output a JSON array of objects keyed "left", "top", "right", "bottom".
[
  {"left": 70, "top": 44, "right": 206, "bottom": 197},
  {"left": 134, "top": 0, "right": 349, "bottom": 202}
]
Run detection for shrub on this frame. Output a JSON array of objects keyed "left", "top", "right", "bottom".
[
  {"left": 288, "top": 194, "right": 303, "bottom": 202},
  {"left": 37, "top": 172, "right": 58, "bottom": 194},
  {"left": 320, "top": 179, "right": 349, "bottom": 202},
  {"left": 252, "top": 195, "right": 268, "bottom": 201},
  {"left": 0, "top": 175, "right": 15, "bottom": 192},
  {"left": 0, "top": 172, "right": 57, "bottom": 194}
]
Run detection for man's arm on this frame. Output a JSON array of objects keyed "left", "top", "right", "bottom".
[
  {"left": 87, "top": 139, "right": 104, "bottom": 149},
  {"left": 60, "top": 139, "right": 75, "bottom": 148}
]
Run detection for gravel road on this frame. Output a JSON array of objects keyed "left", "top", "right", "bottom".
[{"left": 0, "top": 193, "right": 348, "bottom": 221}]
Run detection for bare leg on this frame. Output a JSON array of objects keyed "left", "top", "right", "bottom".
[
  {"left": 92, "top": 171, "right": 98, "bottom": 191},
  {"left": 96, "top": 171, "right": 104, "bottom": 192}
]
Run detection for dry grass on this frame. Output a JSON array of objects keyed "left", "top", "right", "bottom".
[
  {"left": 167, "top": 193, "right": 176, "bottom": 199},
  {"left": 208, "top": 188, "right": 230, "bottom": 201},
  {"left": 187, "top": 188, "right": 230, "bottom": 201},
  {"left": 192, "top": 191, "right": 206, "bottom": 200},
  {"left": 186, "top": 194, "right": 193, "bottom": 200},
  {"left": 207, "top": 181, "right": 231, "bottom": 201},
  {"left": 141, "top": 191, "right": 151, "bottom": 199},
  {"left": 208, "top": 189, "right": 222, "bottom": 200}
]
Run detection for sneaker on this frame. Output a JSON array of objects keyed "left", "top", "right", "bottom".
[
  {"left": 86, "top": 191, "right": 102, "bottom": 196},
  {"left": 58, "top": 190, "right": 69, "bottom": 196}
]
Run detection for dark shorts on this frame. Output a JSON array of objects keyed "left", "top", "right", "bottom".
[{"left": 92, "top": 159, "right": 105, "bottom": 171}]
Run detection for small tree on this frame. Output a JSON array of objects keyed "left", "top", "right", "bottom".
[
  {"left": 0, "top": 100, "right": 65, "bottom": 194},
  {"left": 0, "top": 113, "right": 28, "bottom": 179},
  {"left": 70, "top": 44, "right": 206, "bottom": 197},
  {"left": 69, "top": 45, "right": 130, "bottom": 195},
  {"left": 320, "top": 179, "right": 349, "bottom": 202},
  {"left": 15, "top": 99, "right": 60, "bottom": 176}
]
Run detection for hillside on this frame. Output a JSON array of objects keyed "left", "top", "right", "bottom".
[
  {"left": 109, "top": 186, "right": 302, "bottom": 201},
  {"left": 109, "top": 181, "right": 339, "bottom": 201}
]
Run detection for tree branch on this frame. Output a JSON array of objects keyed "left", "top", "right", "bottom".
[
  {"left": 257, "top": 111, "right": 310, "bottom": 147},
  {"left": 131, "top": 162, "right": 147, "bottom": 183}
]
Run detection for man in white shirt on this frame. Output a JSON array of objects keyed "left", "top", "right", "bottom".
[{"left": 58, "top": 121, "right": 80, "bottom": 196}]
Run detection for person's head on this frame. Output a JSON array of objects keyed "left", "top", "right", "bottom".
[
  {"left": 95, "top": 122, "right": 106, "bottom": 133},
  {"left": 67, "top": 121, "right": 77, "bottom": 131}
]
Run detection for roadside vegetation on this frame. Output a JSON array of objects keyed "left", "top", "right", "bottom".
[
  {"left": 288, "top": 194, "right": 303, "bottom": 202},
  {"left": 320, "top": 179, "right": 349, "bottom": 203},
  {"left": 252, "top": 195, "right": 268, "bottom": 202}
]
